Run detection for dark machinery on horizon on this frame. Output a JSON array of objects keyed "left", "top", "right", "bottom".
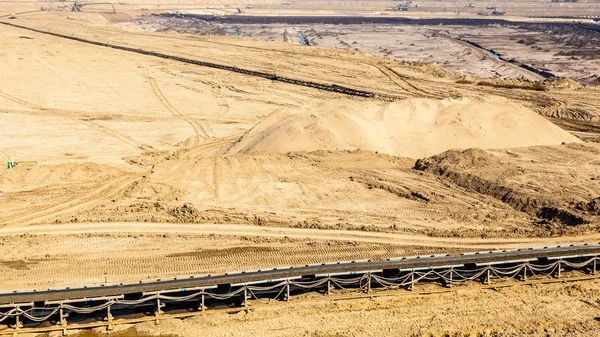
[
  {"left": 485, "top": 6, "right": 505, "bottom": 15},
  {"left": 71, "top": 1, "right": 116, "bottom": 13},
  {"left": 387, "top": 0, "right": 413, "bottom": 11}
]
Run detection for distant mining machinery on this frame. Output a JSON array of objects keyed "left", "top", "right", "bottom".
[
  {"left": 485, "top": 6, "right": 505, "bottom": 16},
  {"left": 387, "top": 0, "right": 413, "bottom": 12},
  {"left": 71, "top": 1, "right": 116, "bottom": 13}
]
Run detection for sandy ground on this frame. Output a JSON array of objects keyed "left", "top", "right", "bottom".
[
  {"left": 114, "top": 278, "right": 600, "bottom": 337},
  {"left": 3, "top": 222, "right": 600, "bottom": 290},
  {"left": 12, "top": 278, "right": 600, "bottom": 336},
  {"left": 0, "top": 11, "right": 599, "bottom": 291},
  {"left": 0, "top": 6, "right": 599, "bottom": 335}
]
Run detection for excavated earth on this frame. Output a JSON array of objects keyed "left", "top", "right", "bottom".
[{"left": 0, "top": 6, "right": 600, "bottom": 337}]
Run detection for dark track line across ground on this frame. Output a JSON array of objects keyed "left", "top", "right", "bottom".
[{"left": 0, "top": 21, "right": 400, "bottom": 101}]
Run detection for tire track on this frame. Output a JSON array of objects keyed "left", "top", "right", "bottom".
[
  {"left": 178, "top": 83, "right": 231, "bottom": 119},
  {"left": 178, "top": 134, "right": 241, "bottom": 161},
  {"left": 2, "top": 223, "right": 599, "bottom": 248},
  {"left": 374, "top": 64, "right": 443, "bottom": 99},
  {"left": 75, "top": 119, "right": 152, "bottom": 152},
  {"left": 140, "top": 65, "right": 211, "bottom": 143},
  {"left": 213, "top": 157, "right": 222, "bottom": 199},
  {"left": 0, "top": 175, "right": 141, "bottom": 227},
  {"left": 0, "top": 89, "right": 153, "bottom": 153},
  {"left": 538, "top": 99, "right": 570, "bottom": 119},
  {"left": 0, "top": 90, "right": 39, "bottom": 109},
  {"left": 214, "top": 91, "right": 231, "bottom": 116}
]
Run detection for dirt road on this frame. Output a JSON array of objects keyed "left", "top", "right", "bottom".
[{"left": 3, "top": 223, "right": 600, "bottom": 248}]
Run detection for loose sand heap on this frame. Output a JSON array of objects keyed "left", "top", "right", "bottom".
[{"left": 226, "top": 96, "right": 580, "bottom": 158}]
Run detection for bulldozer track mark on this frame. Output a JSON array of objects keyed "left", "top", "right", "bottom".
[
  {"left": 0, "top": 21, "right": 400, "bottom": 102},
  {"left": 2, "top": 223, "right": 598, "bottom": 250},
  {"left": 0, "top": 176, "right": 141, "bottom": 227},
  {"left": 0, "top": 236, "right": 474, "bottom": 287}
]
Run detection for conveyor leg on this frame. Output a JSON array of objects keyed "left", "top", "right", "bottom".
[
  {"left": 14, "top": 306, "right": 23, "bottom": 332},
  {"left": 286, "top": 282, "right": 290, "bottom": 301},
  {"left": 327, "top": 280, "right": 331, "bottom": 296},
  {"left": 106, "top": 305, "right": 113, "bottom": 331},
  {"left": 409, "top": 272, "right": 415, "bottom": 291},
  {"left": 485, "top": 269, "right": 491, "bottom": 285},
  {"left": 199, "top": 291, "right": 206, "bottom": 311},
  {"left": 155, "top": 298, "right": 164, "bottom": 325},
  {"left": 593, "top": 259, "right": 597, "bottom": 275},
  {"left": 447, "top": 269, "right": 453, "bottom": 288},
  {"left": 243, "top": 288, "right": 248, "bottom": 307},
  {"left": 556, "top": 262, "right": 561, "bottom": 278},
  {"left": 523, "top": 265, "right": 527, "bottom": 282},
  {"left": 60, "top": 307, "right": 69, "bottom": 336},
  {"left": 366, "top": 274, "right": 371, "bottom": 294}
]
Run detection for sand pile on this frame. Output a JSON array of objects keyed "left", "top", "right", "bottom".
[
  {"left": 0, "top": 162, "right": 123, "bottom": 192},
  {"left": 225, "top": 96, "right": 580, "bottom": 159}
]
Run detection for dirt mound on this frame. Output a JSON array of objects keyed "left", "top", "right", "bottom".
[
  {"left": 397, "top": 60, "right": 462, "bottom": 80},
  {"left": 0, "top": 162, "right": 123, "bottom": 191},
  {"left": 415, "top": 147, "right": 596, "bottom": 227},
  {"left": 102, "top": 13, "right": 135, "bottom": 23},
  {"left": 545, "top": 77, "right": 582, "bottom": 90},
  {"left": 414, "top": 148, "right": 500, "bottom": 172},
  {"left": 226, "top": 97, "right": 580, "bottom": 159}
]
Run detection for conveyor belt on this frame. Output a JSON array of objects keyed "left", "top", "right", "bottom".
[
  {"left": 0, "top": 21, "right": 399, "bottom": 101},
  {"left": 1, "top": 243, "right": 598, "bottom": 304}
]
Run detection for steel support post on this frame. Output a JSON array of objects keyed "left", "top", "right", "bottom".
[
  {"left": 556, "top": 261, "right": 561, "bottom": 278},
  {"left": 409, "top": 272, "right": 415, "bottom": 291},
  {"left": 106, "top": 305, "right": 113, "bottom": 331},
  {"left": 327, "top": 279, "right": 331, "bottom": 296},
  {"left": 366, "top": 273, "right": 371, "bottom": 294},
  {"left": 155, "top": 298, "right": 164, "bottom": 325},
  {"left": 243, "top": 288, "right": 248, "bottom": 307},
  {"left": 523, "top": 265, "right": 527, "bottom": 282},
  {"left": 59, "top": 307, "right": 69, "bottom": 336},
  {"left": 447, "top": 269, "right": 453, "bottom": 288},
  {"left": 14, "top": 306, "right": 22, "bottom": 332},
  {"left": 286, "top": 282, "right": 290, "bottom": 301},
  {"left": 156, "top": 298, "right": 164, "bottom": 316},
  {"left": 485, "top": 269, "right": 491, "bottom": 285},
  {"left": 593, "top": 259, "right": 597, "bottom": 275},
  {"left": 199, "top": 290, "right": 206, "bottom": 312}
]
